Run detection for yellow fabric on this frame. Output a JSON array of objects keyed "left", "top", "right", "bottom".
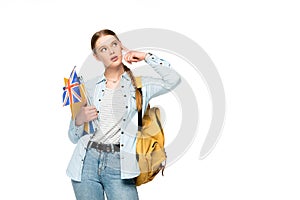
[
  {"left": 135, "top": 76, "right": 142, "bottom": 88},
  {"left": 135, "top": 77, "right": 166, "bottom": 186}
]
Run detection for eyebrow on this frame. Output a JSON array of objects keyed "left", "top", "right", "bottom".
[{"left": 98, "top": 39, "right": 118, "bottom": 49}]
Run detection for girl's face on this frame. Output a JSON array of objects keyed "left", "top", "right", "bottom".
[{"left": 93, "top": 35, "right": 123, "bottom": 68}]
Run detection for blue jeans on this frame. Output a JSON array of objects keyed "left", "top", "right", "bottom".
[{"left": 71, "top": 148, "right": 139, "bottom": 200}]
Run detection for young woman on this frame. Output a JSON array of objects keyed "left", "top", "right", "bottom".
[{"left": 66, "top": 29, "right": 181, "bottom": 200}]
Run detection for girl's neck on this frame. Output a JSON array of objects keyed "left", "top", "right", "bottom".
[
  {"left": 104, "top": 64, "right": 125, "bottom": 89},
  {"left": 104, "top": 64, "right": 124, "bottom": 80}
]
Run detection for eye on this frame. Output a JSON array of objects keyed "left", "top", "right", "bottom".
[
  {"left": 100, "top": 47, "right": 107, "bottom": 52},
  {"left": 112, "top": 42, "right": 118, "bottom": 47}
]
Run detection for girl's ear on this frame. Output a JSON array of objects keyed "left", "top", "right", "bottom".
[{"left": 93, "top": 53, "right": 102, "bottom": 62}]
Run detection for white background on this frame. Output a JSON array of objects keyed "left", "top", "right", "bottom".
[{"left": 1, "top": 0, "right": 300, "bottom": 199}]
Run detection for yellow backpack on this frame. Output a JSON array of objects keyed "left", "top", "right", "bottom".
[{"left": 135, "top": 77, "right": 167, "bottom": 186}]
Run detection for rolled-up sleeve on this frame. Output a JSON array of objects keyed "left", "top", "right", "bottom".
[
  {"left": 143, "top": 53, "right": 181, "bottom": 99},
  {"left": 68, "top": 119, "right": 84, "bottom": 144}
]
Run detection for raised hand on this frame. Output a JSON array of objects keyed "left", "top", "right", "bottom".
[{"left": 121, "top": 44, "right": 147, "bottom": 64}]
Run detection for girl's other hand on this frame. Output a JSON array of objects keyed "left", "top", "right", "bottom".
[{"left": 75, "top": 101, "right": 98, "bottom": 126}]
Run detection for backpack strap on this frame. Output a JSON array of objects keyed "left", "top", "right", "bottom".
[
  {"left": 135, "top": 77, "right": 143, "bottom": 131},
  {"left": 135, "top": 76, "right": 142, "bottom": 89}
]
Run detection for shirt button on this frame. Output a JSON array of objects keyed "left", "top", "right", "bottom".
[
  {"left": 102, "top": 89, "right": 104, "bottom": 92},
  {"left": 121, "top": 144, "right": 124, "bottom": 147},
  {"left": 121, "top": 131, "right": 124, "bottom": 134},
  {"left": 125, "top": 106, "right": 128, "bottom": 109},
  {"left": 121, "top": 85, "right": 124, "bottom": 88},
  {"left": 123, "top": 119, "right": 126, "bottom": 121},
  {"left": 124, "top": 95, "right": 127, "bottom": 97},
  {"left": 99, "top": 99, "right": 101, "bottom": 101}
]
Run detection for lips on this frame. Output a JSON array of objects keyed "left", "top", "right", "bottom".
[{"left": 111, "top": 56, "right": 118, "bottom": 62}]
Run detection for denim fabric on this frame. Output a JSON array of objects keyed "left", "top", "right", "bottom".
[
  {"left": 72, "top": 148, "right": 139, "bottom": 200},
  {"left": 67, "top": 54, "right": 181, "bottom": 181}
]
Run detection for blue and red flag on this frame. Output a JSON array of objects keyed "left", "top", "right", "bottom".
[
  {"left": 63, "top": 66, "right": 82, "bottom": 107},
  {"left": 63, "top": 66, "right": 97, "bottom": 134}
]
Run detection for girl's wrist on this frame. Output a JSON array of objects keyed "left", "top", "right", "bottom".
[{"left": 144, "top": 52, "right": 153, "bottom": 61}]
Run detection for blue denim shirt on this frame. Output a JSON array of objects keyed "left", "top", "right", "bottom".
[{"left": 66, "top": 54, "right": 181, "bottom": 181}]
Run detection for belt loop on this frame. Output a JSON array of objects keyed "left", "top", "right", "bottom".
[
  {"left": 96, "top": 142, "right": 100, "bottom": 152},
  {"left": 111, "top": 144, "right": 115, "bottom": 153},
  {"left": 87, "top": 141, "right": 92, "bottom": 149}
]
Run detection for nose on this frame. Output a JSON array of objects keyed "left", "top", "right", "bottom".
[{"left": 108, "top": 47, "right": 115, "bottom": 55}]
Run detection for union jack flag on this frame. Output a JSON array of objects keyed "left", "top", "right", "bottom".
[{"left": 63, "top": 66, "right": 82, "bottom": 106}]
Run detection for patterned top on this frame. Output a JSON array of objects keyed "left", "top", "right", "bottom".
[{"left": 91, "top": 84, "right": 126, "bottom": 144}]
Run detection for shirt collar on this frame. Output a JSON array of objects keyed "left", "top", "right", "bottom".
[{"left": 96, "top": 71, "right": 130, "bottom": 84}]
